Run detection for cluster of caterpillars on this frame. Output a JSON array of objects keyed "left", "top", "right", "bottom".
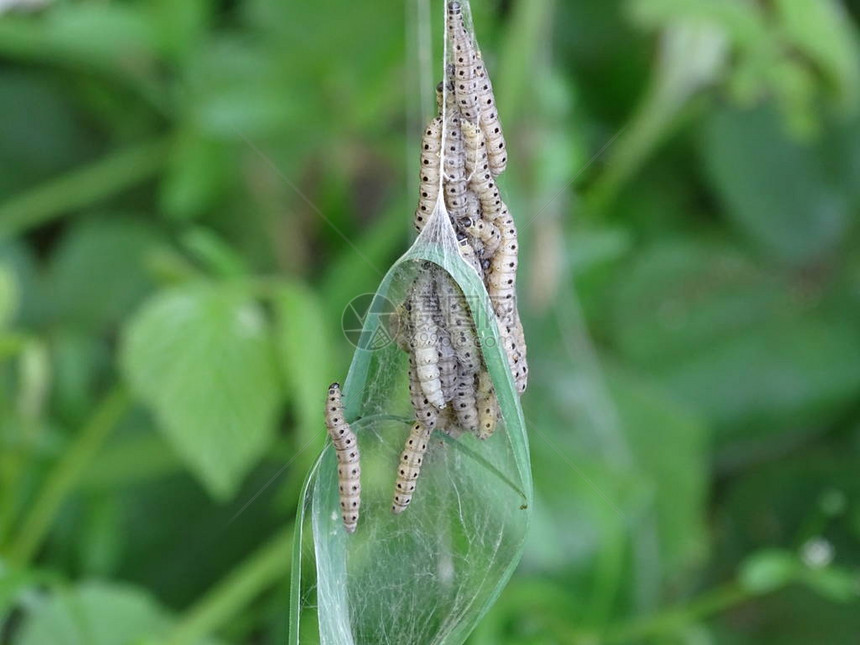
[
  {"left": 413, "top": 1, "right": 527, "bottom": 396},
  {"left": 390, "top": 1, "right": 528, "bottom": 515},
  {"left": 389, "top": 267, "right": 503, "bottom": 514},
  {"left": 324, "top": 1, "right": 528, "bottom": 533}
]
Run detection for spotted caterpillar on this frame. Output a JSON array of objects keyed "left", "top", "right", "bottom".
[
  {"left": 410, "top": 272, "right": 446, "bottom": 409},
  {"left": 324, "top": 383, "right": 360, "bottom": 533},
  {"left": 392, "top": 421, "right": 432, "bottom": 513},
  {"left": 447, "top": 2, "right": 479, "bottom": 123},
  {"left": 414, "top": 117, "right": 443, "bottom": 233}
]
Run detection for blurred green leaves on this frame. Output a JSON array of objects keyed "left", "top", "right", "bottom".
[
  {"left": 272, "top": 284, "right": 330, "bottom": 458},
  {"left": 608, "top": 237, "right": 860, "bottom": 453},
  {"left": 121, "top": 283, "right": 283, "bottom": 499},
  {"left": 611, "top": 373, "right": 708, "bottom": 577},
  {"left": 49, "top": 219, "right": 164, "bottom": 332},
  {"left": 15, "top": 581, "right": 216, "bottom": 645},
  {"left": 702, "top": 106, "right": 850, "bottom": 262},
  {"left": 628, "top": 0, "right": 860, "bottom": 135},
  {"left": 1, "top": 0, "right": 859, "bottom": 642}
]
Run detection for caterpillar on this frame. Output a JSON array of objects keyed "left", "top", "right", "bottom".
[
  {"left": 436, "top": 273, "right": 480, "bottom": 374},
  {"left": 462, "top": 118, "right": 488, "bottom": 181},
  {"left": 324, "top": 383, "right": 361, "bottom": 533},
  {"left": 455, "top": 191, "right": 485, "bottom": 257},
  {"left": 452, "top": 367, "right": 479, "bottom": 433},
  {"left": 392, "top": 421, "right": 433, "bottom": 513},
  {"left": 464, "top": 217, "right": 501, "bottom": 259},
  {"left": 437, "top": 332, "right": 459, "bottom": 404},
  {"left": 415, "top": 117, "right": 443, "bottom": 233},
  {"left": 436, "top": 80, "right": 445, "bottom": 116},
  {"left": 487, "top": 207, "right": 526, "bottom": 387},
  {"left": 443, "top": 114, "right": 469, "bottom": 221},
  {"left": 476, "top": 370, "right": 498, "bottom": 440},
  {"left": 511, "top": 312, "right": 528, "bottom": 393},
  {"left": 410, "top": 272, "right": 446, "bottom": 409},
  {"left": 475, "top": 55, "right": 507, "bottom": 176},
  {"left": 408, "top": 355, "right": 439, "bottom": 430},
  {"left": 499, "top": 323, "right": 526, "bottom": 394},
  {"left": 447, "top": 2, "right": 480, "bottom": 122},
  {"left": 487, "top": 206, "right": 519, "bottom": 324},
  {"left": 462, "top": 120, "right": 503, "bottom": 221}
]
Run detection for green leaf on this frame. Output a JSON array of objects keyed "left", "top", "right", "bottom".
[
  {"left": 146, "top": 0, "right": 212, "bottom": 61},
  {"left": 15, "top": 581, "right": 216, "bottom": 645},
  {"left": 180, "top": 227, "right": 249, "bottom": 278},
  {"left": 292, "top": 212, "right": 532, "bottom": 644},
  {"left": 272, "top": 282, "right": 332, "bottom": 458},
  {"left": 184, "top": 39, "right": 293, "bottom": 139},
  {"left": 0, "top": 71, "right": 98, "bottom": 198},
  {"left": 775, "top": 0, "right": 860, "bottom": 112},
  {"left": 739, "top": 550, "right": 800, "bottom": 594},
  {"left": 611, "top": 372, "right": 709, "bottom": 577},
  {"left": 120, "top": 282, "right": 283, "bottom": 499},
  {"left": 160, "top": 132, "right": 232, "bottom": 221},
  {"left": 43, "top": 5, "right": 158, "bottom": 64},
  {"left": 627, "top": 0, "right": 766, "bottom": 46},
  {"left": 49, "top": 218, "right": 164, "bottom": 332},
  {"left": 0, "top": 241, "right": 39, "bottom": 326},
  {"left": 609, "top": 239, "right": 798, "bottom": 366},
  {"left": 0, "top": 262, "right": 17, "bottom": 329},
  {"left": 801, "top": 566, "right": 860, "bottom": 604},
  {"left": 700, "top": 105, "right": 850, "bottom": 262},
  {"left": 658, "top": 316, "right": 860, "bottom": 450}
]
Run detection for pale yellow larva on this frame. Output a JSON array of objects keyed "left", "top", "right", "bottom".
[
  {"left": 408, "top": 355, "right": 439, "bottom": 430},
  {"left": 437, "top": 334, "right": 459, "bottom": 404},
  {"left": 410, "top": 273, "right": 446, "bottom": 409},
  {"left": 512, "top": 311, "right": 528, "bottom": 393},
  {"left": 414, "top": 117, "right": 443, "bottom": 233},
  {"left": 476, "top": 370, "right": 498, "bottom": 439},
  {"left": 461, "top": 121, "right": 503, "bottom": 221},
  {"left": 443, "top": 115, "right": 469, "bottom": 222},
  {"left": 452, "top": 367, "right": 479, "bottom": 433},
  {"left": 447, "top": 2, "right": 480, "bottom": 123},
  {"left": 461, "top": 119, "right": 488, "bottom": 179},
  {"left": 436, "top": 273, "right": 480, "bottom": 375},
  {"left": 499, "top": 323, "right": 526, "bottom": 394},
  {"left": 436, "top": 80, "right": 445, "bottom": 116},
  {"left": 460, "top": 191, "right": 485, "bottom": 258},
  {"left": 324, "top": 383, "right": 360, "bottom": 533},
  {"left": 475, "top": 55, "right": 507, "bottom": 176},
  {"left": 392, "top": 421, "right": 433, "bottom": 513},
  {"left": 487, "top": 206, "right": 519, "bottom": 322}
]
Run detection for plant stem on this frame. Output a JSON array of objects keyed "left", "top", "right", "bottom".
[
  {"left": 0, "top": 139, "right": 170, "bottom": 238},
  {"left": 6, "top": 386, "right": 131, "bottom": 565},
  {"left": 602, "top": 583, "right": 750, "bottom": 643},
  {"left": 164, "top": 526, "right": 294, "bottom": 645}
]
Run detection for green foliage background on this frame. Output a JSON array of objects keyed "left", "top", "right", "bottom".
[{"left": 2, "top": 0, "right": 860, "bottom": 643}]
